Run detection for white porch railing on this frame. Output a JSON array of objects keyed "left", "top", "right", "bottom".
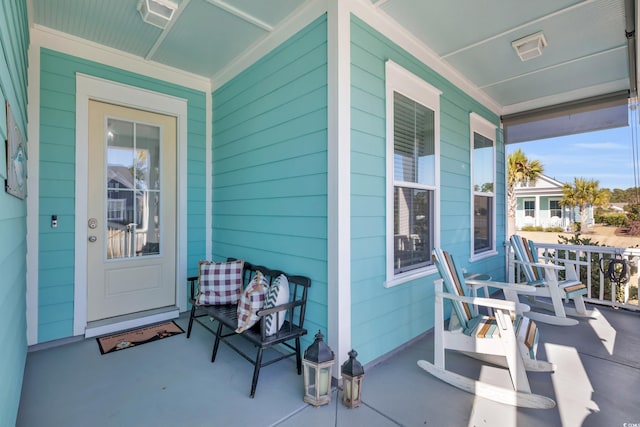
[{"left": 506, "top": 241, "right": 640, "bottom": 311}]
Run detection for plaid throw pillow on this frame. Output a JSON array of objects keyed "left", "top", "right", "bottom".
[
  {"left": 263, "top": 274, "right": 289, "bottom": 336},
  {"left": 196, "top": 260, "right": 244, "bottom": 306},
  {"left": 236, "top": 271, "right": 267, "bottom": 333}
]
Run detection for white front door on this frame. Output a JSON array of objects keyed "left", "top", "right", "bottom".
[{"left": 87, "top": 100, "right": 177, "bottom": 322}]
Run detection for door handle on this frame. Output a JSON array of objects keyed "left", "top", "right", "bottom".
[{"left": 88, "top": 235, "right": 97, "bottom": 243}]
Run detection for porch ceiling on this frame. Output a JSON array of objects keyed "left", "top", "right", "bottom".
[{"left": 29, "top": 0, "right": 634, "bottom": 114}]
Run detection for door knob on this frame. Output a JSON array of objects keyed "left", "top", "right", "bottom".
[
  {"left": 88, "top": 218, "right": 98, "bottom": 229},
  {"left": 88, "top": 235, "right": 97, "bottom": 243}
]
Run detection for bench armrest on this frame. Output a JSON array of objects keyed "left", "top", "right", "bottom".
[
  {"left": 256, "top": 299, "right": 304, "bottom": 317},
  {"left": 187, "top": 275, "right": 198, "bottom": 300}
]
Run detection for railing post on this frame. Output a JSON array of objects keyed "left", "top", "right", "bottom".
[{"left": 522, "top": 239, "right": 638, "bottom": 311}]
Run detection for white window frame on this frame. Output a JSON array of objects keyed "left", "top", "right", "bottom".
[
  {"left": 384, "top": 60, "right": 441, "bottom": 288},
  {"left": 524, "top": 199, "right": 536, "bottom": 218},
  {"left": 469, "top": 113, "right": 497, "bottom": 261},
  {"left": 549, "top": 199, "right": 562, "bottom": 218}
]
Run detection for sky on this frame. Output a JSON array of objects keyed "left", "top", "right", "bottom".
[{"left": 506, "top": 123, "right": 639, "bottom": 191}]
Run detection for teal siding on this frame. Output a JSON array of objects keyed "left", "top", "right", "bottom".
[
  {"left": 38, "top": 49, "right": 207, "bottom": 342},
  {"left": 0, "top": 1, "right": 29, "bottom": 424},
  {"left": 350, "top": 15, "right": 505, "bottom": 363},
  {"left": 212, "top": 15, "right": 328, "bottom": 342}
]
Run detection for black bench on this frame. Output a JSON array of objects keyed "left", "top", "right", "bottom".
[{"left": 186, "top": 260, "right": 311, "bottom": 398}]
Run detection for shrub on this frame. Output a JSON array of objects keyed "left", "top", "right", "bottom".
[
  {"left": 545, "top": 227, "right": 564, "bottom": 232},
  {"left": 521, "top": 225, "right": 543, "bottom": 231},
  {"left": 627, "top": 220, "right": 640, "bottom": 236},
  {"left": 595, "top": 213, "right": 628, "bottom": 227},
  {"left": 624, "top": 203, "right": 640, "bottom": 221}
]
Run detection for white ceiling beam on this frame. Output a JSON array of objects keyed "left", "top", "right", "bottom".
[
  {"left": 145, "top": 0, "right": 192, "bottom": 60},
  {"left": 210, "top": 0, "right": 325, "bottom": 89},
  {"left": 371, "top": 0, "right": 392, "bottom": 7},
  {"left": 205, "top": 0, "right": 273, "bottom": 32},
  {"left": 31, "top": 24, "right": 211, "bottom": 92},
  {"left": 441, "top": 0, "right": 597, "bottom": 59},
  {"left": 479, "top": 45, "right": 626, "bottom": 90},
  {"left": 350, "top": 0, "right": 502, "bottom": 114}
]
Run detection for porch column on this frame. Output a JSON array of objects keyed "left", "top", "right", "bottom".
[
  {"left": 327, "top": 0, "right": 351, "bottom": 370},
  {"left": 535, "top": 195, "right": 541, "bottom": 227}
]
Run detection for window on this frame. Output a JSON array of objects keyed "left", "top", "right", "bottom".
[
  {"left": 107, "top": 198, "right": 126, "bottom": 222},
  {"left": 549, "top": 199, "right": 562, "bottom": 218},
  {"left": 385, "top": 61, "right": 441, "bottom": 287},
  {"left": 524, "top": 200, "right": 536, "bottom": 217},
  {"left": 470, "top": 113, "right": 496, "bottom": 257}
]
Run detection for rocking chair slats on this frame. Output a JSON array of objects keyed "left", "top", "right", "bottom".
[
  {"left": 442, "top": 250, "right": 473, "bottom": 323},
  {"left": 418, "top": 248, "right": 555, "bottom": 409},
  {"left": 510, "top": 235, "right": 595, "bottom": 325}
]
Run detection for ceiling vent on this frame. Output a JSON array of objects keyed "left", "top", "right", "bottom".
[
  {"left": 512, "top": 31, "right": 548, "bottom": 62},
  {"left": 137, "top": 0, "right": 178, "bottom": 29}
]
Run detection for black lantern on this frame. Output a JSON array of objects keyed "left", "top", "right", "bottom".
[
  {"left": 302, "top": 330, "right": 335, "bottom": 406},
  {"left": 341, "top": 349, "right": 364, "bottom": 408}
]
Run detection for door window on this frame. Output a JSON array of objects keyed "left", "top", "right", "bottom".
[{"left": 106, "top": 119, "right": 161, "bottom": 259}]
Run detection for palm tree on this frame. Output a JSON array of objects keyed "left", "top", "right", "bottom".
[
  {"left": 560, "top": 178, "right": 609, "bottom": 233},
  {"left": 507, "top": 149, "right": 544, "bottom": 234}
]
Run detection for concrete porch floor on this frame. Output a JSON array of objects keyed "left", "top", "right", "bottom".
[{"left": 17, "top": 305, "right": 640, "bottom": 427}]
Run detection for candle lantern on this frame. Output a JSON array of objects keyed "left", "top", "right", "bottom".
[
  {"left": 302, "top": 330, "right": 335, "bottom": 407},
  {"left": 341, "top": 349, "right": 364, "bottom": 408}
]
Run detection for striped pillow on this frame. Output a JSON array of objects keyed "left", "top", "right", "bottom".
[
  {"left": 263, "top": 274, "right": 289, "bottom": 336},
  {"left": 196, "top": 260, "right": 244, "bottom": 305}
]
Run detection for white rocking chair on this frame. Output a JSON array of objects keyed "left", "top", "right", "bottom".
[
  {"left": 510, "top": 234, "right": 595, "bottom": 326},
  {"left": 418, "top": 248, "right": 556, "bottom": 409}
]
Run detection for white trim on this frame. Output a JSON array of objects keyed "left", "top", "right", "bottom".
[
  {"left": 385, "top": 60, "right": 441, "bottom": 286},
  {"left": 327, "top": 0, "right": 351, "bottom": 369},
  {"left": 31, "top": 0, "right": 501, "bottom": 117},
  {"left": 26, "top": 40, "right": 41, "bottom": 346},
  {"left": 210, "top": 0, "right": 326, "bottom": 90},
  {"left": 350, "top": 0, "right": 501, "bottom": 116},
  {"left": 469, "top": 250, "right": 499, "bottom": 263},
  {"left": 384, "top": 266, "right": 437, "bottom": 289},
  {"left": 30, "top": 25, "right": 210, "bottom": 93},
  {"left": 470, "top": 113, "right": 497, "bottom": 259},
  {"left": 206, "top": 92, "right": 213, "bottom": 260},
  {"left": 74, "top": 74, "right": 188, "bottom": 337},
  {"left": 548, "top": 198, "right": 563, "bottom": 219},
  {"left": 470, "top": 112, "right": 496, "bottom": 141}
]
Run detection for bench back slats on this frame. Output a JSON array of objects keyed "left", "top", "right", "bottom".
[{"left": 223, "top": 258, "right": 311, "bottom": 340}]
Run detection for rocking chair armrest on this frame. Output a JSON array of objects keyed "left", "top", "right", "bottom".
[
  {"left": 513, "top": 259, "right": 564, "bottom": 271},
  {"left": 552, "top": 258, "right": 581, "bottom": 267},
  {"left": 465, "top": 279, "right": 536, "bottom": 295},
  {"left": 439, "top": 291, "right": 517, "bottom": 312}
]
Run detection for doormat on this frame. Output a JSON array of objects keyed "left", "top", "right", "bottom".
[{"left": 96, "top": 321, "right": 184, "bottom": 355}]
